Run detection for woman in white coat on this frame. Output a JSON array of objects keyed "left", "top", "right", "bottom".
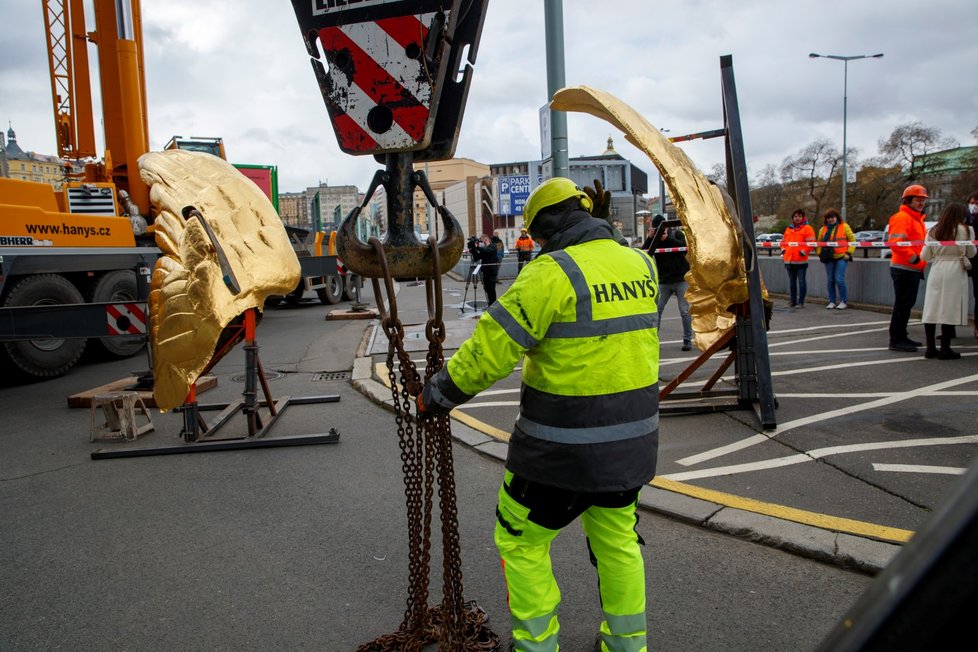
[{"left": 921, "top": 203, "right": 977, "bottom": 359}]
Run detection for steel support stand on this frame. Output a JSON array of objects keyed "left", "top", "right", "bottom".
[
  {"left": 92, "top": 309, "right": 340, "bottom": 459},
  {"left": 655, "top": 55, "right": 777, "bottom": 430}
]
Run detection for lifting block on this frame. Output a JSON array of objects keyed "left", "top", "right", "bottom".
[{"left": 90, "top": 392, "right": 155, "bottom": 442}]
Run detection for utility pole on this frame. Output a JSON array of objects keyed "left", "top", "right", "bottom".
[{"left": 544, "top": 0, "right": 568, "bottom": 178}]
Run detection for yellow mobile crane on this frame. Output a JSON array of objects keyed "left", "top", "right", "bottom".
[
  {"left": 0, "top": 0, "right": 161, "bottom": 381},
  {"left": 0, "top": 1, "right": 332, "bottom": 380}
]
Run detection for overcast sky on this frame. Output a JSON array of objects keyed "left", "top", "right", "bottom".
[{"left": 2, "top": 0, "right": 976, "bottom": 195}]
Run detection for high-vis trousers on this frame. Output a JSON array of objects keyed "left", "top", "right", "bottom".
[{"left": 494, "top": 471, "right": 648, "bottom": 652}]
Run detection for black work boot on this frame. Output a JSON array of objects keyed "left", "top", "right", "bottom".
[
  {"left": 939, "top": 324, "right": 961, "bottom": 359},
  {"left": 924, "top": 323, "right": 939, "bottom": 359}
]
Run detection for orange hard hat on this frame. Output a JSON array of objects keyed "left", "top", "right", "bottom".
[{"left": 902, "top": 184, "right": 929, "bottom": 199}]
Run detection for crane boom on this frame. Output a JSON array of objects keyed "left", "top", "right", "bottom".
[
  {"left": 90, "top": 0, "right": 151, "bottom": 214},
  {"left": 40, "top": 0, "right": 151, "bottom": 215},
  {"left": 42, "top": 0, "right": 97, "bottom": 159}
]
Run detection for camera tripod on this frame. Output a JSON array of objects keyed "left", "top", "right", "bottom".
[{"left": 460, "top": 261, "right": 485, "bottom": 314}]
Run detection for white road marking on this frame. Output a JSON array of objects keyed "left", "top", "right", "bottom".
[
  {"left": 768, "top": 326, "right": 890, "bottom": 348},
  {"left": 665, "top": 435, "right": 978, "bottom": 481},
  {"left": 457, "top": 400, "right": 520, "bottom": 409},
  {"left": 872, "top": 463, "right": 966, "bottom": 475},
  {"left": 676, "top": 373, "right": 978, "bottom": 467},
  {"left": 769, "top": 319, "right": 896, "bottom": 335},
  {"left": 714, "top": 351, "right": 978, "bottom": 384},
  {"left": 778, "top": 391, "right": 978, "bottom": 397}
]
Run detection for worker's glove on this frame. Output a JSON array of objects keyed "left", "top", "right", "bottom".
[
  {"left": 415, "top": 392, "right": 431, "bottom": 417},
  {"left": 909, "top": 254, "right": 920, "bottom": 265},
  {"left": 583, "top": 178, "right": 612, "bottom": 222},
  {"left": 414, "top": 382, "right": 449, "bottom": 418}
]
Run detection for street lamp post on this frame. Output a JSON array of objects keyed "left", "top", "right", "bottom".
[
  {"left": 658, "top": 128, "right": 670, "bottom": 215},
  {"left": 809, "top": 52, "right": 883, "bottom": 222}
]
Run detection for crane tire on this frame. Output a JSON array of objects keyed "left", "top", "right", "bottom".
[
  {"left": 316, "top": 276, "right": 343, "bottom": 305},
  {"left": 0, "top": 274, "right": 87, "bottom": 380},
  {"left": 90, "top": 270, "right": 146, "bottom": 358}
]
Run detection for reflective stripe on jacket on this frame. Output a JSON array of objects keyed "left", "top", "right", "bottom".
[
  {"left": 424, "top": 238, "right": 660, "bottom": 492},
  {"left": 816, "top": 222, "right": 856, "bottom": 260},
  {"left": 782, "top": 223, "right": 815, "bottom": 264},
  {"left": 888, "top": 205, "right": 927, "bottom": 272}
]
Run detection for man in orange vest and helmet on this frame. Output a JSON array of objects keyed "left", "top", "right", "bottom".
[
  {"left": 887, "top": 184, "right": 929, "bottom": 352},
  {"left": 515, "top": 227, "right": 535, "bottom": 272}
]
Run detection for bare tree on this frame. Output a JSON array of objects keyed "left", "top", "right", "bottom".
[
  {"left": 878, "top": 121, "right": 956, "bottom": 180},
  {"left": 780, "top": 138, "right": 842, "bottom": 218},
  {"left": 848, "top": 158, "right": 904, "bottom": 229},
  {"left": 749, "top": 164, "right": 784, "bottom": 220},
  {"left": 705, "top": 163, "right": 726, "bottom": 185}
]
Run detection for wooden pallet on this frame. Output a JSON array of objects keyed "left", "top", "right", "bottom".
[
  {"left": 326, "top": 308, "right": 379, "bottom": 320},
  {"left": 68, "top": 375, "right": 218, "bottom": 409}
]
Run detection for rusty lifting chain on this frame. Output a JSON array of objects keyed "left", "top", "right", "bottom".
[{"left": 355, "top": 225, "right": 498, "bottom": 652}]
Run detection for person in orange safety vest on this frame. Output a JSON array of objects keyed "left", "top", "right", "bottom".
[
  {"left": 515, "top": 228, "right": 535, "bottom": 272},
  {"left": 781, "top": 208, "right": 816, "bottom": 308},
  {"left": 815, "top": 209, "right": 856, "bottom": 310},
  {"left": 887, "top": 184, "right": 929, "bottom": 352}
]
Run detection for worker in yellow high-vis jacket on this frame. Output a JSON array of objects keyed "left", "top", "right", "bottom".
[{"left": 418, "top": 177, "right": 660, "bottom": 652}]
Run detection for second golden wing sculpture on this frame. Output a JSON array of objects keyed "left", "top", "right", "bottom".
[
  {"left": 551, "top": 85, "right": 756, "bottom": 351},
  {"left": 138, "top": 150, "right": 302, "bottom": 410}
]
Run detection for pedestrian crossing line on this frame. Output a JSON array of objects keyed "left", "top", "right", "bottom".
[{"left": 650, "top": 477, "right": 913, "bottom": 543}]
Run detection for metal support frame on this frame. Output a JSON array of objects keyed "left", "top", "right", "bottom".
[
  {"left": 656, "top": 55, "right": 777, "bottom": 430},
  {"left": 91, "top": 308, "right": 340, "bottom": 459}
]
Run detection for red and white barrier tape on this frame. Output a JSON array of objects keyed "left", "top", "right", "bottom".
[
  {"left": 763, "top": 240, "right": 978, "bottom": 249},
  {"left": 649, "top": 240, "right": 978, "bottom": 254}
]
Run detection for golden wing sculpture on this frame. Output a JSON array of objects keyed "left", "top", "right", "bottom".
[
  {"left": 551, "top": 85, "right": 754, "bottom": 351},
  {"left": 138, "top": 149, "right": 301, "bottom": 410}
]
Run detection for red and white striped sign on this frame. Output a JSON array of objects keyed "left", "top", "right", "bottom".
[
  {"left": 106, "top": 303, "right": 147, "bottom": 336},
  {"left": 317, "top": 11, "right": 446, "bottom": 154}
]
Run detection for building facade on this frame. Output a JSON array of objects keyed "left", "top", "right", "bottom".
[
  {"left": 278, "top": 191, "right": 310, "bottom": 229},
  {"left": 912, "top": 145, "right": 978, "bottom": 215},
  {"left": 412, "top": 157, "right": 490, "bottom": 236},
  {"left": 0, "top": 126, "right": 68, "bottom": 190},
  {"left": 307, "top": 183, "right": 361, "bottom": 233},
  {"left": 489, "top": 137, "right": 650, "bottom": 245}
]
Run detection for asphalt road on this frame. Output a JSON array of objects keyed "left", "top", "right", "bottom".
[{"left": 2, "top": 276, "right": 953, "bottom": 650}]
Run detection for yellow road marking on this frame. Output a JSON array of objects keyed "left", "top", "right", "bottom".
[{"left": 651, "top": 477, "right": 913, "bottom": 544}]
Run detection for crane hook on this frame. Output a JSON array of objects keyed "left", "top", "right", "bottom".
[{"left": 336, "top": 153, "right": 464, "bottom": 279}]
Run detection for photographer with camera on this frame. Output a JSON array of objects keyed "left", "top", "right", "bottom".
[{"left": 468, "top": 234, "right": 499, "bottom": 305}]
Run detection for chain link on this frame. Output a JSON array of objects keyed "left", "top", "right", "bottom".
[{"left": 358, "top": 244, "right": 499, "bottom": 652}]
